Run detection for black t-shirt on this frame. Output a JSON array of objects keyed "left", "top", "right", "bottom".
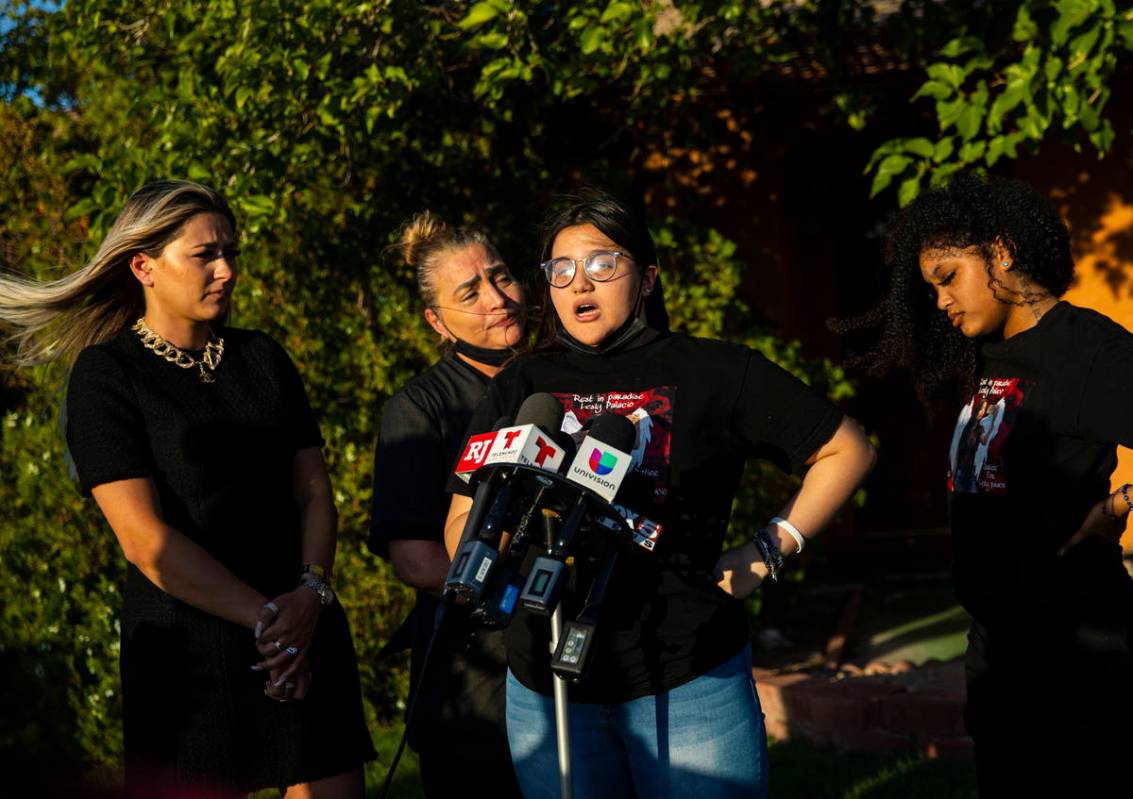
[
  {"left": 371, "top": 350, "right": 490, "bottom": 554},
  {"left": 369, "top": 351, "right": 512, "bottom": 755},
  {"left": 948, "top": 302, "right": 1133, "bottom": 628},
  {"left": 452, "top": 329, "right": 843, "bottom": 702},
  {"left": 67, "top": 326, "right": 323, "bottom": 601}
]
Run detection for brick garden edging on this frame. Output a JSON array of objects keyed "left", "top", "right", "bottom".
[{"left": 753, "top": 659, "right": 973, "bottom": 758}]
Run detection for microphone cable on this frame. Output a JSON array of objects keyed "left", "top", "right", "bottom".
[
  {"left": 378, "top": 601, "right": 449, "bottom": 799},
  {"left": 381, "top": 394, "right": 566, "bottom": 794}
]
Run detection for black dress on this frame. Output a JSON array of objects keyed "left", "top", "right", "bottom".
[{"left": 66, "top": 326, "right": 375, "bottom": 795}]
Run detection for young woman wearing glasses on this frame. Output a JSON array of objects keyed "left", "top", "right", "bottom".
[{"left": 443, "top": 191, "right": 875, "bottom": 798}]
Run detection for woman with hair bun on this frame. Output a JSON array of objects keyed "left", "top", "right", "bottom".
[
  {"left": 0, "top": 180, "right": 374, "bottom": 797},
  {"left": 838, "top": 172, "right": 1133, "bottom": 796},
  {"left": 369, "top": 211, "right": 525, "bottom": 797}
]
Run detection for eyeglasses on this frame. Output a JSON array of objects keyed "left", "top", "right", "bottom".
[{"left": 540, "top": 251, "right": 627, "bottom": 288}]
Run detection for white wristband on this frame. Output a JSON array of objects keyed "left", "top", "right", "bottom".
[{"left": 770, "top": 516, "right": 806, "bottom": 554}]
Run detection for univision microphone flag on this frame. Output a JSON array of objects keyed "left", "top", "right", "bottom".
[{"left": 566, "top": 440, "right": 633, "bottom": 503}]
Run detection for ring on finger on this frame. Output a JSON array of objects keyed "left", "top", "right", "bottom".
[
  {"left": 285, "top": 646, "right": 301, "bottom": 657},
  {"left": 264, "top": 600, "right": 280, "bottom": 615}
]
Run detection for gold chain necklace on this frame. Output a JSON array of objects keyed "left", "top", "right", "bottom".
[{"left": 132, "top": 318, "right": 225, "bottom": 383}]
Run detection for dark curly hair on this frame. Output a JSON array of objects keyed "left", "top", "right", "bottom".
[{"left": 832, "top": 172, "right": 1074, "bottom": 409}]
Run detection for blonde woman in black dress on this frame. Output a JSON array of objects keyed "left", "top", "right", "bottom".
[{"left": 0, "top": 180, "right": 374, "bottom": 797}]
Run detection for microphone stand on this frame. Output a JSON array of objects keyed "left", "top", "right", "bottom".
[{"left": 542, "top": 510, "right": 573, "bottom": 799}]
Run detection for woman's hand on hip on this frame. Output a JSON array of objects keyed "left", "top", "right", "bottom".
[
  {"left": 714, "top": 542, "right": 769, "bottom": 600},
  {"left": 1058, "top": 496, "right": 1126, "bottom": 555}
]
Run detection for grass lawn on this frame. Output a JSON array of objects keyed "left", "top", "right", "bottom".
[
  {"left": 848, "top": 579, "right": 972, "bottom": 668},
  {"left": 353, "top": 726, "right": 976, "bottom": 799},
  {"left": 768, "top": 739, "right": 976, "bottom": 798},
  {"left": 365, "top": 726, "right": 421, "bottom": 799}
]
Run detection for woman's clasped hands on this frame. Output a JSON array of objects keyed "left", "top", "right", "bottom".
[{"left": 252, "top": 588, "right": 323, "bottom": 702}]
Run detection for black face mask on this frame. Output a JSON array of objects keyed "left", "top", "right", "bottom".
[
  {"left": 452, "top": 337, "right": 516, "bottom": 367},
  {"left": 556, "top": 314, "right": 650, "bottom": 356},
  {"left": 434, "top": 309, "right": 519, "bottom": 367}
]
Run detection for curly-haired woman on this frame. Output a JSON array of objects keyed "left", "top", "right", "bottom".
[{"left": 838, "top": 173, "right": 1133, "bottom": 795}]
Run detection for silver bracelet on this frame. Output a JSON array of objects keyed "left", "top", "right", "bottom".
[
  {"left": 299, "top": 574, "right": 336, "bottom": 606},
  {"left": 770, "top": 516, "right": 806, "bottom": 554}
]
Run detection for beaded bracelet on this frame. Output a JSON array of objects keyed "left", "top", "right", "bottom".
[
  {"left": 1120, "top": 484, "right": 1133, "bottom": 514},
  {"left": 753, "top": 527, "right": 784, "bottom": 583}
]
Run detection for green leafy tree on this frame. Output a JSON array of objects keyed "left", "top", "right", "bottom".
[
  {"left": 5, "top": 0, "right": 1122, "bottom": 779},
  {"left": 868, "top": 0, "right": 1133, "bottom": 204}
]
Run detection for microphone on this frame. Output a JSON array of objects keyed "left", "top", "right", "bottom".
[
  {"left": 453, "top": 423, "right": 509, "bottom": 484},
  {"left": 444, "top": 395, "right": 566, "bottom": 604},
  {"left": 444, "top": 416, "right": 514, "bottom": 605},
  {"left": 518, "top": 414, "right": 637, "bottom": 616},
  {"left": 568, "top": 415, "right": 665, "bottom": 552},
  {"left": 550, "top": 541, "right": 619, "bottom": 681},
  {"left": 563, "top": 413, "right": 636, "bottom": 502},
  {"left": 472, "top": 433, "right": 578, "bottom": 629},
  {"left": 450, "top": 415, "right": 513, "bottom": 547},
  {"left": 482, "top": 392, "right": 567, "bottom": 473}
]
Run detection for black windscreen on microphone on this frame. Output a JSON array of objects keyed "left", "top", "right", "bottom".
[
  {"left": 492, "top": 415, "right": 515, "bottom": 431},
  {"left": 552, "top": 429, "right": 577, "bottom": 466},
  {"left": 515, "top": 392, "right": 564, "bottom": 432},
  {"left": 586, "top": 413, "right": 636, "bottom": 454}
]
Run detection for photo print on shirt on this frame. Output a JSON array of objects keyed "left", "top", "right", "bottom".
[
  {"left": 948, "top": 377, "right": 1029, "bottom": 495},
  {"left": 553, "top": 387, "right": 675, "bottom": 504}
]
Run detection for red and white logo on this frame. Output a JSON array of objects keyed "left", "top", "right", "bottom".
[
  {"left": 532, "top": 436, "right": 559, "bottom": 468},
  {"left": 455, "top": 431, "right": 499, "bottom": 482},
  {"left": 485, "top": 425, "right": 566, "bottom": 473}
]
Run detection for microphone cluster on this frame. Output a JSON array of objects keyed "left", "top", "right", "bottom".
[{"left": 443, "top": 392, "right": 663, "bottom": 681}]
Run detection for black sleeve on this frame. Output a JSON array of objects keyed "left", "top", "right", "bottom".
[
  {"left": 446, "top": 377, "right": 509, "bottom": 497},
  {"left": 369, "top": 389, "right": 450, "bottom": 557},
  {"left": 65, "top": 347, "right": 155, "bottom": 496},
  {"left": 266, "top": 336, "right": 324, "bottom": 451},
  {"left": 1077, "top": 330, "right": 1133, "bottom": 448},
  {"left": 730, "top": 350, "right": 844, "bottom": 474}
]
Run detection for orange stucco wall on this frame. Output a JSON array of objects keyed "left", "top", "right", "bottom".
[{"left": 1052, "top": 182, "right": 1133, "bottom": 551}]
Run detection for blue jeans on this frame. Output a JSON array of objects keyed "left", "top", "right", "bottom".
[{"left": 506, "top": 644, "right": 767, "bottom": 799}]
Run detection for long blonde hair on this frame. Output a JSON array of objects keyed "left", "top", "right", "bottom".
[{"left": 0, "top": 180, "right": 236, "bottom": 367}]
